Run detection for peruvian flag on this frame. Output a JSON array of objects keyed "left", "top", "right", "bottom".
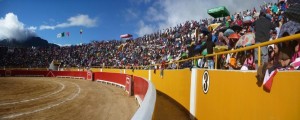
[{"left": 263, "top": 68, "right": 278, "bottom": 92}]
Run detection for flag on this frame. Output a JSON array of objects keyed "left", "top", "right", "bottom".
[
  {"left": 57, "top": 33, "right": 61, "bottom": 38},
  {"left": 263, "top": 68, "right": 278, "bottom": 92},
  {"left": 80, "top": 29, "right": 83, "bottom": 34},
  {"left": 57, "top": 32, "right": 65, "bottom": 38}
]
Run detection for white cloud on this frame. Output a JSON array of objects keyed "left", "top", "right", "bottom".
[
  {"left": 135, "top": 0, "right": 278, "bottom": 36},
  {"left": 54, "top": 43, "right": 72, "bottom": 47},
  {"left": 135, "top": 20, "right": 156, "bottom": 37},
  {"left": 145, "top": 6, "right": 165, "bottom": 22},
  {"left": 28, "top": 26, "right": 37, "bottom": 32},
  {"left": 130, "top": 0, "right": 151, "bottom": 4},
  {"left": 125, "top": 9, "right": 139, "bottom": 21},
  {"left": 40, "top": 25, "right": 55, "bottom": 30},
  {"left": 0, "top": 13, "right": 36, "bottom": 40},
  {"left": 39, "top": 14, "right": 97, "bottom": 30}
]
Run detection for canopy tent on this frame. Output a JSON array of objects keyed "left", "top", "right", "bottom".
[{"left": 207, "top": 6, "right": 230, "bottom": 18}]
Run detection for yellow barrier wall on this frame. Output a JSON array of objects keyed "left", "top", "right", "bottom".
[
  {"left": 102, "top": 69, "right": 124, "bottom": 73},
  {"left": 92, "top": 68, "right": 300, "bottom": 120},
  {"left": 195, "top": 70, "right": 300, "bottom": 120},
  {"left": 90, "top": 68, "right": 101, "bottom": 72},
  {"left": 151, "top": 69, "right": 191, "bottom": 111},
  {"left": 128, "top": 70, "right": 149, "bottom": 80}
]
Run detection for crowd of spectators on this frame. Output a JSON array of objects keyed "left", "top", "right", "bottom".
[{"left": 0, "top": 0, "right": 299, "bottom": 71}]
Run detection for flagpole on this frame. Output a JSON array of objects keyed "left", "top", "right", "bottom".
[{"left": 80, "top": 29, "right": 83, "bottom": 44}]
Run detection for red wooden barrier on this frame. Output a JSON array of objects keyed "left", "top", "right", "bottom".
[
  {"left": 93, "top": 72, "right": 149, "bottom": 101},
  {"left": 94, "top": 72, "right": 126, "bottom": 85},
  {"left": 0, "top": 70, "right": 5, "bottom": 76},
  {"left": 10, "top": 70, "right": 49, "bottom": 76},
  {"left": 4, "top": 70, "right": 88, "bottom": 79},
  {"left": 133, "top": 76, "right": 149, "bottom": 101},
  {"left": 51, "top": 71, "right": 87, "bottom": 79}
]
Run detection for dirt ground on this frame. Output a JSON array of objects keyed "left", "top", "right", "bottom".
[{"left": 0, "top": 77, "right": 138, "bottom": 120}]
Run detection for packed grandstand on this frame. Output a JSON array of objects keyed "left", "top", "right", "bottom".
[{"left": 0, "top": 0, "right": 299, "bottom": 71}]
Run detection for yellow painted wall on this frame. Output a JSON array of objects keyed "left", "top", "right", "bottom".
[
  {"left": 151, "top": 69, "right": 191, "bottom": 111},
  {"left": 195, "top": 70, "right": 300, "bottom": 120},
  {"left": 102, "top": 69, "right": 124, "bottom": 74},
  {"left": 91, "top": 68, "right": 300, "bottom": 120},
  {"left": 125, "top": 69, "right": 134, "bottom": 75},
  {"left": 90, "top": 68, "right": 101, "bottom": 72},
  {"left": 128, "top": 70, "right": 149, "bottom": 80}
]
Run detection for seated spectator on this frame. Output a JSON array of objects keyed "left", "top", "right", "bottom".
[
  {"left": 227, "top": 52, "right": 242, "bottom": 70},
  {"left": 291, "top": 41, "right": 300, "bottom": 63},
  {"left": 241, "top": 50, "right": 255, "bottom": 70},
  {"left": 291, "top": 31, "right": 300, "bottom": 63}
]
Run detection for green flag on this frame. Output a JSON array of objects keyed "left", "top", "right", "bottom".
[{"left": 57, "top": 32, "right": 65, "bottom": 38}]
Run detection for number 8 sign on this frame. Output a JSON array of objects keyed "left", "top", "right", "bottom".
[{"left": 202, "top": 70, "right": 210, "bottom": 94}]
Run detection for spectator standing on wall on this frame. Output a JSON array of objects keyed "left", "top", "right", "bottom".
[
  {"left": 253, "top": 12, "right": 275, "bottom": 68},
  {"left": 200, "top": 27, "right": 215, "bottom": 69}
]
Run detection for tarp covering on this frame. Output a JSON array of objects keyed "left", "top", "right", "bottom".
[{"left": 207, "top": 6, "right": 230, "bottom": 18}]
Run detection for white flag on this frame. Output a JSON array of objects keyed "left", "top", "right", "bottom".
[{"left": 57, "top": 33, "right": 62, "bottom": 38}]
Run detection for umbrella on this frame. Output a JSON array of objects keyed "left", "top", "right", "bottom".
[
  {"left": 230, "top": 25, "right": 243, "bottom": 32},
  {"left": 208, "top": 23, "right": 222, "bottom": 31},
  {"left": 200, "top": 26, "right": 210, "bottom": 35},
  {"left": 224, "top": 29, "right": 234, "bottom": 37},
  {"left": 194, "top": 44, "right": 203, "bottom": 51},
  {"left": 235, "top": 33, "right": 255, "bottom": 47},
  {"left": 278, "top": 20, "right": 300, "bottom": 38},
  {"left": 214, "top": 45, "right": 228, "bottom": 53},
  {"left": 243, "top": 16, "right": 253, "bottom": 24},
  {"left": 181, "top": 52, "right": 188, "bottom": 58},
  {"left": 201, "top": 48, "right": 207, "bottom": 56},
  {"left": 217, "top": 27, "right": 227, "bottom": 33},
  {"left": 253, "top": 12, "right": 260, "bottom": 18},
  {"left": 207, "top": 6, "right": 230, "bottom": 18},
  {"left": 228, "top": 33, "right": 240, "bottom": 40},
  {"left": 284, "top": 4, "right": 300, "bottom": 23}
]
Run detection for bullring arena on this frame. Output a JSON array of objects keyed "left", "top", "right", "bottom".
[
  {"left": 0, "top": 77, "right": 138, "bottom": 120},
  {"left": 1, "top": 67, "right": 299, "bottom": 120},
  {"left": 0, "top": 72, "right": 191, "bottom": 120}
]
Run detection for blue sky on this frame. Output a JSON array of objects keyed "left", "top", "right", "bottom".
[{"left": 0, "top": 0, "right": 277, "bottom": 46}]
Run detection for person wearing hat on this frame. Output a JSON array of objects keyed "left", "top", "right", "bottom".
[
  {"left": 199, "top": 27, "right": 215, "bottom": 69},
  {"left": 253, "top": 11, "right": 276, "bottom": 68},
  {"left": 279, "top": 51, "right": 291, "bottom": 67}
]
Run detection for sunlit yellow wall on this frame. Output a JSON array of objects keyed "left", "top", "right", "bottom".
[
  {"left": 125, "top": 69, "right": 134, "bottom": 75},
  {"left": 102, "top": 69, "right": 124, "bottom": 73},
  {"left": 195, "top": 70, "right": 300, "bottom": 120},
  {"left": 129, "top": 70, "right": 149, "bottom": 80},
  {"left": 65, "top": 68, "right": 81, "bottom": 71},
  {"left": 90, "top": 68, "right": 101, "bottom": 72},
  {"left": 151, "top": 69, "right": 191, "bottom": 111}
]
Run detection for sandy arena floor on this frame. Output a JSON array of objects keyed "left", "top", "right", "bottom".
[{"left": 0, "top": 77, "right": 138, "bottom": 120}]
